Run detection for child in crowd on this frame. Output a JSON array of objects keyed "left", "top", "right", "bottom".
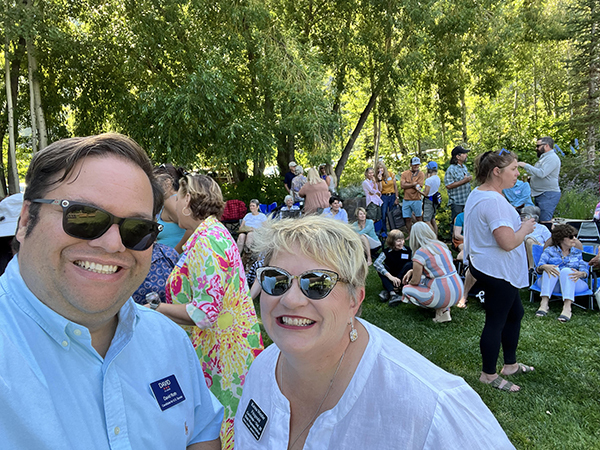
[{"left": 374, "top": 229, "right": 412, "bottom": 306}]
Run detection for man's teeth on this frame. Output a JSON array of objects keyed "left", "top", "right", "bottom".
[
  {"left": 282, "top": 317, "right": 315, "bottom": 326},
  {"left": 75, "top": 261, "right": 118, "bottom": 275}
]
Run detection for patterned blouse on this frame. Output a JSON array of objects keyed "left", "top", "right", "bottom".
[
  {"left": 166, "top": 215, "right": 263, "bottom": 450},
  {"left": 538, "top": 245, "right": 588, "bottom": 272}
]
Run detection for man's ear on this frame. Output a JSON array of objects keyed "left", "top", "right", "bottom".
[{"left": 15, "top": 201, "right": 31, "bottom": 244}]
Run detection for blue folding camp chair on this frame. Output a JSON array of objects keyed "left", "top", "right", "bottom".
[{"left": 529, "top": 244, "right": 595, "bottom": 310}]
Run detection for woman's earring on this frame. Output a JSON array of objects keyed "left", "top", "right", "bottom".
[
  {"left": 349, "top": 317, "right": 358, "bottom": 342},
  {"left": 182, "top": 206, "right": 192, "bottom": 217}
]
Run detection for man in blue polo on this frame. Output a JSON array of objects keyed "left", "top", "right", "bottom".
[
  {"left": 0, "top": 134, "right": 223, "bottom": 449},
  {"left": 518, "top": 136, "right": 561, "bottom": 229},
  {"left": 445, "top": 146, "right": 472, "bottom": 225}
]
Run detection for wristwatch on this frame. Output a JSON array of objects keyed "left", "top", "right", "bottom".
[{"left": 146, "top": 292, "right": 161, "bottom": 310}]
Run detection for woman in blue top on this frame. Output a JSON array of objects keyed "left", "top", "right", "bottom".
[
  {"left": 351, "top": 207, "right": 381, "bottom": 265},
  {"left": 536, "top": 224, "right": 588, "bottom": 322},
  {"left": 154, "top": 165, "right": 192, "bottom": 253}
]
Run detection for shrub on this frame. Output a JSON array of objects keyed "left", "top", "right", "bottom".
[
  {"left": 220, "top": 175, "right": 288, "bottom": 206},
  {"left": 555, "top": 154, "right": 600, "bottom": 220}
]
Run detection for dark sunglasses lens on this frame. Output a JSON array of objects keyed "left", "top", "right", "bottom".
[
  {"left": 64, "top": 204, "right": 111, "bottom": 239},
  {"left": 120, "top": 219, "right": 158, "bottom": 251},
  {"left": 260, "top": 269, "right": 291, "bottom": 296},
  {"left": 300, "top": 272, "right": 336, "bottom": 300}
]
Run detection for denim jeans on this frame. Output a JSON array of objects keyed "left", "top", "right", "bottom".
[
  {"left": 381, "top": 194, "right": 396, "bottom": 232},
  {"left": 534, "top": 191, "right": 561, "bottom": 222}
]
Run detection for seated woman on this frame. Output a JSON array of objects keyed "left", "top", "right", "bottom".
[
  {"left": 373, "top": 229, "right": 412, "bottom": 306},
  {"left": 351, "top": 207, "right": 381, "bottom": 265},
  {"left": 279, "top": 195, "right": 301, "bottom": 219},
  {"left": 234, "top": 215, "right": 514, "bottom": 449},
  {"left": 535, "top": 224, "right": 589, "bottom": 322},
  {"left": 402, "top": 222, "right": 464, "bottom": 323},
  {"left": 152, "top": 174, "right": 264, "bottom": 449},
  {"left": 322, "top": 195, "right": 348, "bottom": 222},
  {"left": 237, "top": 198, "right": 268, "bottom": 253},
  {"left": 452, "top": 212, "right": 464, "bottom": 252}
]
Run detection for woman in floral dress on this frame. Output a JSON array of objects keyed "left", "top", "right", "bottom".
[{"left": 152, "top": 174, "right": 263, "bottom": 450}]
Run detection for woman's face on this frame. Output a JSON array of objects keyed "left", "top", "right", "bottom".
[
  {"left": 249, "top": 202, "right": 259, "bottom": 214},
  {"left": 366, "top": 169, "right": 374, "bottom": 180},
  {"left": 560, "top": 233, "right": 577, "bottom": 250},
  {"left": 285, "top": 197, "right": 294, "bottom": 208},
  {"left": 357, "top": 210, "right": 366, "bottom": 221},
  {"left": 497, "top": 160, "right": 520, "bottom": 190},
  {"left": 260, "top": 249, "right": 363, "bottom": 358},
  {"left": 393, "top": 237, "right": 405, "bottom": 250}
]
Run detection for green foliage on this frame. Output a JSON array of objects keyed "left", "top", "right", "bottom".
[
  {"left": 220, "top": 175, "right": 287, "bottom": 206},
  {"left": 555, "top": 153, "right": 600, "bottom": 219}
]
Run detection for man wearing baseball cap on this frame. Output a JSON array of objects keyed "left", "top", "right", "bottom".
[
  {"left": 400, "top": 157, "right": 425, "bottom": 233},
  {"left": 284, "top": 161, "right": 297, "bottom": 194},
  {"left": 444, "top": 146, "right": 472, "bottom": 225},
  {"left": 421, "top": 161, "right": 441, "bottom": 235}
]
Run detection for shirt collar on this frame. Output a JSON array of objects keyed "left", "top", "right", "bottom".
[{"left": 3, "top": 257, "right": 139, "bottom": 358}]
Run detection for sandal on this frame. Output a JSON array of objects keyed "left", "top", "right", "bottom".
[
  {"left": 558, "top": 314, "right": 571, "bottom": 323},
  {"left": 456, "top": 298, "right": 467, "bottom": 309},
  {"left": 535, "top": 309, "right": 548, "bottom": 317},
  {"left": 501, "top": 363, "right": 534, "bottom": 377},
  {"left": 487, "top": 376, "right": 519, "bottom": 392}
]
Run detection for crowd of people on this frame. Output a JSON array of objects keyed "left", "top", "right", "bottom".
[{"left": 1, "top": 132, "right": 595, "bottom": 449}]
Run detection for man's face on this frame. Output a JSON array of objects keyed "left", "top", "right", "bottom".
[
  {"left": 411, "top": 164, "right": 420, "bottom": 173},
  {"left": 16, "top": 155, "right": 155, "bottom": 331},
  {"left": 456, "top": 152, "right": 468, "bottom": 164},
  {"left": 536, "top": 141, "right": 547, "bottom": 157}
]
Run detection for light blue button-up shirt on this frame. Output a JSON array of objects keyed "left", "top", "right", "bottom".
[{"left": 0, "top": 258, "right": 223, "bottom": 449}]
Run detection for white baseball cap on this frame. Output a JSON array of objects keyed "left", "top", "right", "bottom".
[
  {"left": 0, "top": 193, "right": 23, "bottom": 237},
  {"left": 411, "top": 157, "right": 421, "bottom": 166}
]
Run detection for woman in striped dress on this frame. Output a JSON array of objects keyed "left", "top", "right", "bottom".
[{"left": 402, "top": 222, "right": 464, "bottom": 323}]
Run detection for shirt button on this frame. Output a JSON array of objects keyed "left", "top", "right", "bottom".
[
  {"left": 73, "top": 329, "right": 82, "bottom": 336},
  {"left": 61, "top": 340, "right": 68, "bottom": 347},
  {"left": 114, "top": 427, "right": 120, "bottom": 435}
]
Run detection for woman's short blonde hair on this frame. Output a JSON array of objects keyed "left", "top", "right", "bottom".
[
  {"left": 179, "top": 174, "right": 225, "bottom": 220},
  {"left": 354, "top": 206, "right": 367, "bottom": 218},
  {"left": 252, "top": 215, "right": 367, "bottom": 299}
]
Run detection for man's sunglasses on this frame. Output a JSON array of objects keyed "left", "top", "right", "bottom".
[
  {"left": 257, "top": 266, "right": 343, "bottom": 300},
  {"left": 31, "top": 199, "right": 163, "bottom": 251}
]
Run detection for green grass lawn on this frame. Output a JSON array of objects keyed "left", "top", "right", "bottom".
[{"left": 256, "top": 266, "right": 600, "bottom": 449}]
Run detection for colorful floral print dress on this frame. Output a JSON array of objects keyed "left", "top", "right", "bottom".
[{"left": 166, "top": 215, "right": 263, "bottom": 450}]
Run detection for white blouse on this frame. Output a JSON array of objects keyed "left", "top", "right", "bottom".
[{"left": 234, "top": 319, "right": 514, "bottom": 449}]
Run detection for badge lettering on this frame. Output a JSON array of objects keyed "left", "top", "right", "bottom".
[{"left": 150, "top": 374, "right": 186, "bottom": 411}]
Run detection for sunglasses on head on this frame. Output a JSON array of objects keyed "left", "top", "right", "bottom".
[
  {"left": 257, "top": 266, "right": 343, "bottom": 300},
  {"left": 31, "top": 199, "right": 163, "bottom": 251}
]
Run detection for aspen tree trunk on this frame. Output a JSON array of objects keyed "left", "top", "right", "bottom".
[
  {"left": 5, "top": 39, "right": 20, "bottom": 194},
  {"left": 27, "top": 41, "right": 38, "bottom": 155}
]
